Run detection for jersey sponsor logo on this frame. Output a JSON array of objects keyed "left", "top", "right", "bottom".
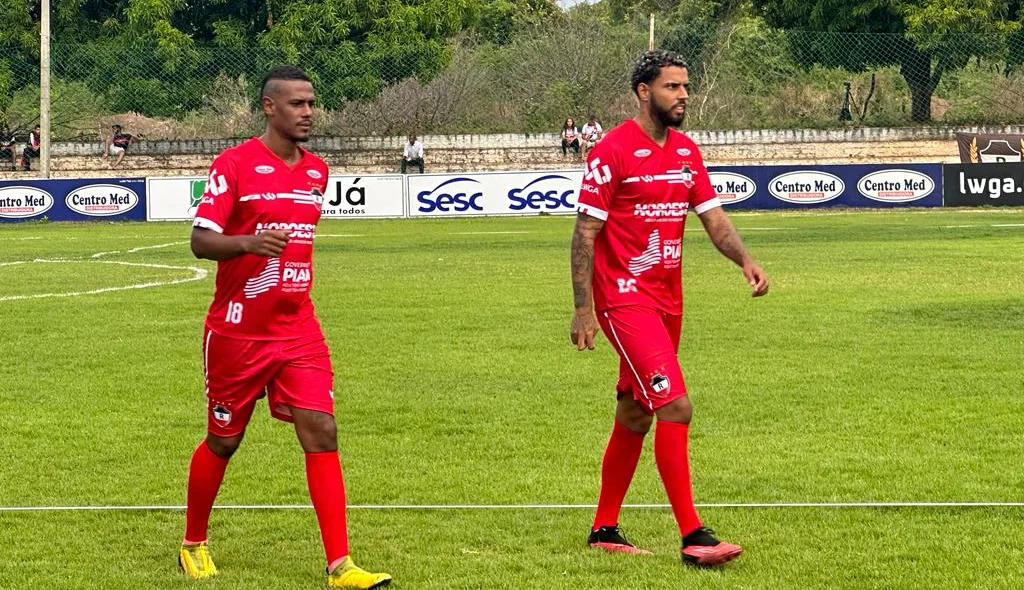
[
  {"left": 651, "top": 374, "right": 670, "bottom": 393},
  {"left": 769, "top": 171, "right": 844, "bottom": 204},
  {"left": 507, "top": 174, "right": 576, "bottom": 211},
  {"left": 857, "top": 169, "right": 934, "bottom": 203},
  {"left": 416, "top": 177, "right": 484, "bottom": 213},
  {"left": 255, "top": 221, "right": 316, "bottom": 240},
  {"left": 65, "top": 184, "right": 140, "bottom": 216},
  {"left": 677, "top": 148, "right": 691, "bottom": 157},
  {"left": 628, "top": 229, "right": 661, "bottom": 276},
  {"left": 255, "top": 165, "right": 275, "bottom": 174},
  {"left": 281, "top": 261, "right": 312, "bottom": 293},
  {"left": 206, "top": 170, "right": 228, "bottom": 196},
  {"left": 633, "top": 148, "right": 652, "bottom": 158},
  {"left": 662, "top": 238, "right": 682, "bottom": 269},
  {"left": 0, "top": 186, "right": 54, "bottom": 219},
  {"left": 633, "top": 202, "right": 688, "bottom": 218},
  {"left": 244, "top": 258, "right": 280, "bottom": 299},
  {"left": 580, "top": 184, "right": 599, "bottom": 195},
  {"left": 307, "top": 169, "right": 323, "bottom": 179},
  {"left": 584, "top": 158, "right": 612, "bottom": 185},
  {"left": 709, "top": 172, "right": 757, "bottom": 204}
]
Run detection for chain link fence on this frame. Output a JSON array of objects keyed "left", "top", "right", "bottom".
[{"left": 4, "top": 21, "right": 1024, "bottom": 142}]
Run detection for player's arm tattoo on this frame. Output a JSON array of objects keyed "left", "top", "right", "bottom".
[
  {"left": 571, "top": 213, "right": 605, "bottom": 310},
  {"left": 698, "top": 206, "right": 753, "bottom": 268}
]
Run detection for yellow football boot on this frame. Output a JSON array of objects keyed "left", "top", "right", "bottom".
[
  {"left": 178, "top": 542, "right": 218, "bottom": 579},
  {"left": 327, "top": 556, "right": 392, "bottom": 589}
]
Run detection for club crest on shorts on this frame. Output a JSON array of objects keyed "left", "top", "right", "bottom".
[
  {"left": 211, "top": 404, "right": 232, "bottom": 427},
  {"left": 651, "top": 374, "right": 670, "bottom": 394}
]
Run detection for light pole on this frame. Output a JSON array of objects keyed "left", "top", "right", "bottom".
[{"left": 40, "top": 0, "right": 51, "bottom": 177}]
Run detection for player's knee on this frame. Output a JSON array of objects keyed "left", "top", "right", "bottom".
[
  {"left": 295, "top": 412, "right": 338, "bottom": 453},
  {"left": 206, "top": 434, "right": 243, "bottom": 458},
  {"left": 616, "top": 396, "right": 653, "bottom": 433},
  {"left": 654, "top": 396, "right": 692, "bottom": 424}
]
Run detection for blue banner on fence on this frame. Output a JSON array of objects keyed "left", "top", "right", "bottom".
[
  {"left": 0, "top": 177, "right": 146, "bottom": 222},
  {"left": 708, "top": 163, "right": 943, "bottom": 209}
]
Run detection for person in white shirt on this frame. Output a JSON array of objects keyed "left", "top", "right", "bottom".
[
  {"left": 401, "top": 134, "right": 424, "bottom": 174},
  {"left": 580, "top": 115, "right": 603, "bottom": 157},
  {"left": 561, "top": 118, "right": 580, "bottom": 159}
]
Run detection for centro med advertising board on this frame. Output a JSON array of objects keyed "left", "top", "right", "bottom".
[
  {"left": 0, "top": 178, "right": 145, "bottom": 222},
  {"left": 407, "top": 170, "right": 584, "bottom": 217},
  {"left": 147, "top": 175, "right": 405, "bottom": 220},
  {"left": 706, "top": 164, "right": 942, "bottom": 209}
]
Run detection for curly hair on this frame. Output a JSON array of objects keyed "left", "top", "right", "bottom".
[{"left": 630, "top": 50, "right": 688, "bottom": 95}]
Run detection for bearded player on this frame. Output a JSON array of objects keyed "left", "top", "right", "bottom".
[
  {"left": 179, "top": 65, "right": 391, "bottom": 589},
  {"left": 570, "top": 50, "right": 769, "bottom": 567}
]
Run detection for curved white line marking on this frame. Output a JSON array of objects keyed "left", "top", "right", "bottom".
[
  {"left": 0, "top": 258, "right": 208, "bottom": 302},
  {"left": 91, "top": 241, "right": 187, "bottom": 258}
]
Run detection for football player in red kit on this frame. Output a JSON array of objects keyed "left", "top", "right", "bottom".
[
  {"left": 180, "top": 65, "right": 391, "bottom": 589},
  {"left": 570, "top": 50, "right": 769, "bottom": 567}
]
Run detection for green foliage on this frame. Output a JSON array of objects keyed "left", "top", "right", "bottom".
[{"left": 752, "top": 0, "right": 1024, "bottom": 120}]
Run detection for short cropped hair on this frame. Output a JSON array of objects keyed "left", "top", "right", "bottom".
[
  {"left": 259, "top": 65, "right": 312, "bottom": 100},
  {"left": 631, "top": 50, "right": 688, "bottom": 95}
]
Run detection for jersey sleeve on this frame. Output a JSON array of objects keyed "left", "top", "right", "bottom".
[
  {"left": 576, "top": 140, "right": 620, "bottom": 221},
  {"left": 689, "top": 144, "right": 721, "bottom": 215},
  {"left": 193, "top": 153, "right": 239, "bottom": 233}
]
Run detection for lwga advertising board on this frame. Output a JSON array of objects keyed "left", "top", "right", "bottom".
[{"left": 0, "top": 178, "right": 146, "bottom": 222}]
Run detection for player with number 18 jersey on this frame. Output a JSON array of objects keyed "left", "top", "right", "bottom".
[{"left": 193, "top": 136, "right": 332, "bottom": 435}]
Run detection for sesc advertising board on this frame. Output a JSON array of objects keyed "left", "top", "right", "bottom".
[{"left": 407, "top": 170, "right": 584, "bottom": 217}]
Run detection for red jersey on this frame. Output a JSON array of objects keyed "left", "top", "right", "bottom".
[
  {"left": 576, "top": 119, "right": 720, "bottom": 314},
  {"left": 193, "top": 137, "right": 329, "bottom": 340}
]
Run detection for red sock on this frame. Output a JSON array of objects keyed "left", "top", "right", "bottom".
[
  {"left": 592, "top": 420, "right": 646, "bottom": 530},
  {"left": 184, "top": 440, "right": 229, "bottom": 544},
  {"left": 654, "top": 420, "right": 702, "bottom": 537},
  {"left": 305, "top": 451, "right": 350, "bottom": 569}
]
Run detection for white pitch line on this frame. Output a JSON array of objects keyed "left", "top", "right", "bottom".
[
  {"left": 0, "top": 259, "right": 208, "bottom": 302},
  {"left": 2, "top": 502, "right": 1023, "bottom": 513},
  {"left": 942, "top": 225, "right": 979, "bottom": 228},
  {"left": 0, "top": 236, "right": 42, "bottom": 240},
  {"left": 91, "top": 241, "right": 187, "bottom": 258},
  {"left": 451, "top": 231, "right": 534, "bottom": 235},
  {"left": 735, "top": 227, "right": 794, "bottom": 231},
  {"left": 992, "top": 223, "right": 1024, "bottom": 227},
  {"left": 317, "top": 234, "right": 365, "bottom": 237}
]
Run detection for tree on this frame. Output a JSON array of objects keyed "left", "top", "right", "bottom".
[{"left": 751, "top": 0, "right": 1022, "bottom": 121}]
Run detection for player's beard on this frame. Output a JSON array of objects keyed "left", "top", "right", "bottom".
[{"left": 651, "top": 96, "right": 686, "bottom": 128}]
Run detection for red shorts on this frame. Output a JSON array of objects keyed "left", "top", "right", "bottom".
[
  {"left": 597, "top": 306, "right": 686, "bottom": 414},
  {"left": 202, "top": 327, "right": 335, "bottom": 437}
]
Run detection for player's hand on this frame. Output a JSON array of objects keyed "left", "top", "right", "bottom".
[
  {"left": 570, "top": 309, "right": 600, "bottom": 351},
  {"left": 245, "top": 229, "right": 290, "bottom": 257},
  {"left": 743, "top": 261, "right": 769, "bottom": 297}
]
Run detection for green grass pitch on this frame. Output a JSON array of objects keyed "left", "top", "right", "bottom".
[{"left": 1, "top": 209, "right": 1022, "bottom": 589}]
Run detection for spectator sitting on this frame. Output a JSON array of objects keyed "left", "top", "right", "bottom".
[
  {"left": 560, "top": 118, "right": 580, "bottom": 159},
  {"left": 401, "top": 133, "right": 424, "bottom": 174},
  {"left": 21, "top": 125, "right": 40, "bottom": 171},
  {"left": 104, "top": 124, "right": 136, "bottom": 168},
  {"left": 0, "top": 126, "right": 16, "bottom": 171},
  {"left": 580, "top": 115, "right": 603, "bottom": 157}
]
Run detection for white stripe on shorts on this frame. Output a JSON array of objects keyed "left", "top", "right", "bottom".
[{"left": 603, "top": 311, "right": 654, "bottom": 411}]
